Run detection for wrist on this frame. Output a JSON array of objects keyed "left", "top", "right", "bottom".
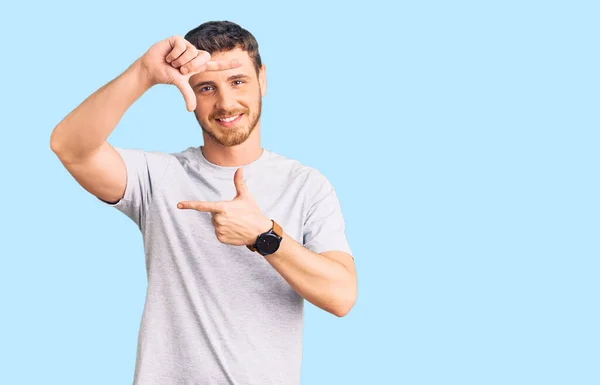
[
  {"left": 251, "top": 217, "right": 273, "bottom": 244},
  {"left": 131, "top": 58, "right": 156, "bottom": 90}
]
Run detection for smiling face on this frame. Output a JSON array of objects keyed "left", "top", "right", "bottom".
[{"left": 190, "top": 47, "right": 266, "bottom": 147}]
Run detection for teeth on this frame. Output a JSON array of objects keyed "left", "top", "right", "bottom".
[{"left": 218, "top": 114, "right": 241, "bottom": 122}]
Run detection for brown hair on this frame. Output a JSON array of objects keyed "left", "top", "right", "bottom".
[{"left": 184, "top": 21, "right": 263, "bottom": 74}]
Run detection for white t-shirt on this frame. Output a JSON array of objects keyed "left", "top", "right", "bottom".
[{"left": 101, "top": 145, "right": 352, "bottom": 385}]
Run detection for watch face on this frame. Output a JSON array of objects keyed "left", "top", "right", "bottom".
[{"left": 256, "top": 233, "right": 281, "bottom": 255}]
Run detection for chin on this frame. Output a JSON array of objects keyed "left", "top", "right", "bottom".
[
  {"left": 197, "top": 114, "right": 258, "bottom": 147},
  {"left": 210, "top": 128, "right": 252, "bottom": 147},
  {"left": 218, "top": 136, "right": 249, "bottom": 147}
]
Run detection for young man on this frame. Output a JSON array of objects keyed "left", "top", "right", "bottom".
[{"left": 50, "top": 20, "right": 356, "bottom": 385}]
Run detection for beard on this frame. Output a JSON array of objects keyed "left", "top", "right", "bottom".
[{"left": 195, "top": 96, "right": 262, "bottom": 147}]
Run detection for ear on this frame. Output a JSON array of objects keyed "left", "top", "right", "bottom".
[{"left": 259, "top": 64, "right": 267, "bottom": 97}]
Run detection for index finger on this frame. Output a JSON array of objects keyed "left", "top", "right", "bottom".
[
  {"left": 177, "top": 200, "right": 226, "bottom": 212},
  {"left": 204, "top": 58, "right": 242, "bottom": 71}
]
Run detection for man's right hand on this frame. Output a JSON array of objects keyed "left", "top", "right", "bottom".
[
  {"left": 139, "top": 35, "right": 241, "bottom": 112},
  {"left": 51, "top": 35, "right": 239, "bottom": 205}
]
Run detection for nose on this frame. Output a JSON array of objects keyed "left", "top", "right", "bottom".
[{"left": 214, "top": 86, "right": 237, "bottom": 112}]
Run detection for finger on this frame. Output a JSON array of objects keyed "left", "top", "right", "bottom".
[
  {"left": 177, "top": 200, "right": 226, "bottom": 213},
  {"left": 173, "top": 80, "right": 196, "bottom": 112},
  {"left": 233, "top": 168, "right": 249, "bottom": 198},
  {"left": 203, "top": 58, "right": 242, "bottom": 72},
  {"left": 165, "top": 37, "right": 187, "bottom": 64},
  {"left": 180, "top": 51, "right": 211, "bottom": 75},
  {"left": 170, "top": 43, "right": 199, "bottom": 69}
]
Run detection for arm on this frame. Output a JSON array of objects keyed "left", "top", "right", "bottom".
[
  {"left": 49, "top": 59, "right": 153, "bottom": 203},
  {"left": 49, "top": 58, "right": 152, "bottom": 163},
  {"left": 50, "top": 36, "right": 231, "bottom": 203},
  {"left": 264, "top": 230, "right": 357, "bottom": 317},
  {"left": 176, "top": 168, "right": 358, "bottom": 318}
]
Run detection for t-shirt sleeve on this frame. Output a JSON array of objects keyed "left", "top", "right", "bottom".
[
  {"left": 302, "top": 170, "right": 353, "bottom": 257},
  {"left": 98, "top": 147, "right": 172, "bottom": 228}
]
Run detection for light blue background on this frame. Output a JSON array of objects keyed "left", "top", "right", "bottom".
[{"left": 1, "top": 1, "right": 598, "bottom": 384}]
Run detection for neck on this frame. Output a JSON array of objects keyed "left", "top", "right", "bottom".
[{"left": 200, "top": 124, "right": 263, "bottom": 167}]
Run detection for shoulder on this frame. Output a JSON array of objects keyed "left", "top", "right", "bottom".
[
  {"left": 265, "top": 149, "right": 335, "bottom": 198},
  {"left": 116, "top": 146, "right": 201, "bottom": 179},
  {"left": 112, "top": 146, "right": 174, "bottom": 175},
  {"left": 266, "top": 149, "right": 330, "bottom": 182},
  {"left": 132, "top": 145, "right": 200, "bottom": 174},
  {"left": 167, "top": 145, "right": 199, "bottom": 167}
]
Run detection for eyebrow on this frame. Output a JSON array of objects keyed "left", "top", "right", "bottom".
[{"left": 194, "top": 74, "right": 250, "bottom": 89}]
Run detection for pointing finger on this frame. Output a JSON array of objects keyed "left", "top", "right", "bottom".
[{"left": 177, "top": 200, "right": 226, "bottom": 213}]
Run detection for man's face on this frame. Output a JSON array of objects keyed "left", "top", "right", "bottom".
[{"left": 190, "top": 48, "right": 266, "bottom": 147}]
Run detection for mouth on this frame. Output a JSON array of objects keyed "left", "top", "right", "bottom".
[{"left": 215, "top": 113, "right": 244, "bottom": 127}]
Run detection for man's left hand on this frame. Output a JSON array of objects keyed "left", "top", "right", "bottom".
[{"left": 176, "top": 168, "right": 272, "bottom": 246}]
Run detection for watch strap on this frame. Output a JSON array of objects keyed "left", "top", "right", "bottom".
[{"left": 271, "top": 220, "right": 283, "bottom": 237}]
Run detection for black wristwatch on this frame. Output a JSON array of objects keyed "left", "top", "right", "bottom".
[{"left": 247, "top": 220, "right": 283, "bottom": 256}]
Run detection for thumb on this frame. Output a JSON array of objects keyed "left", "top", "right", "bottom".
[
  {"left": 174, "top": 79, "right": 197, "bottom": 112},
  {"left": 233, "top": 168, "right": 249, "bottom": 198}
]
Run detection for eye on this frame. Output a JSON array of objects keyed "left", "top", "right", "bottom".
[
  {"left": 200, "top": 85, "right": 214, "bottom": 93},
  {"left": 233, "top": 80, "right": 245, "bottom": 86}
]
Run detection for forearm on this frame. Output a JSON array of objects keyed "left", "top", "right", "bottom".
[
  {"left": 264, "top": 231, "right": 356, "bottom": 317},
  {"left": 50, "top": 58, "right": 153, "bottom": 162}
]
